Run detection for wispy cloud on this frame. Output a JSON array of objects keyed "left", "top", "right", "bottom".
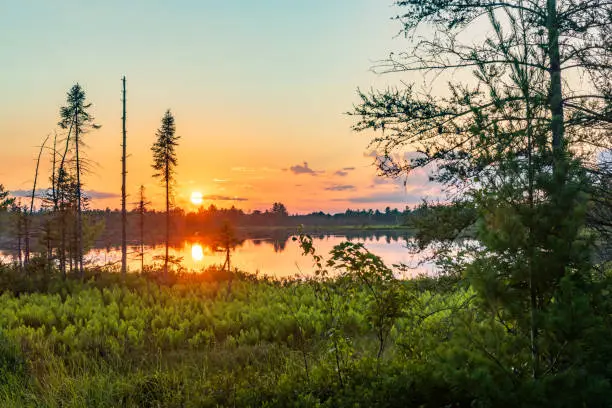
[
  {"left": 325, "top": 184, "right": 355, "bottom": 191},
  {"left": 10, "top": 189, "right": 119, "bottom": 199},
  {"left": 231, "top": 166, "right": 256, "bottom": 173},
  {"left": 203, "top": 194, "right": 248, "bottom": 201},
  {"left": 9, "top": 189, "right": 47, "bottom": 198},
  {"left": 334, "top": 191, "right": 423, "bottom": 205},
  {"left": 88, "top": 190, "right": 122, "bottom": 199},
  {"left": 289, "top": 162, "right": 323, "bottom": 176},
  {"left": 231, "top": 167, "right": 280, "bottom": 173}
]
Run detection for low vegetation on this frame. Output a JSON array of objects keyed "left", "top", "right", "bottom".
[{"left": 0, "top": 235, "right": 610, "bottom": 407}]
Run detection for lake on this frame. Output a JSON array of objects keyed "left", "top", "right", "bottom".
[
  {"left": 1, "top": 232, "right": 436, "bottom": 278},
  {"left": 97, "top": 234, "right": 434, "bottom": 278}
]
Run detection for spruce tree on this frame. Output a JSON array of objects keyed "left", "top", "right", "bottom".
[
  {"left": 152, "top": 110, "right": 180, "bottom": 278},
  {"left": 57, "top": 83, "right": 100, "bottom": 278}
]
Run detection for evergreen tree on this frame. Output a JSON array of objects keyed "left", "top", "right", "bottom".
[
  {"left": 57, "top": 83, "right": 100, "bottom": 278},
  {"left": 271, "top": 202, "right": 288, "bottom": 217},
  {"left": 0, "top": 185, "right": 14, "bottom": 211},
  {"left": 135, "top": 185, "right": 151, "bottom": 272},
  {"left": 351, "top": 0, "right": 612, "bottom": 398},
  {"left": 152, "top": 110, "right": 180, "bottom": 278}
]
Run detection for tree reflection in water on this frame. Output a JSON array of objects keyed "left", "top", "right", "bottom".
[{"left": 0, "top": 231, "right": 433, "bottom": 277}]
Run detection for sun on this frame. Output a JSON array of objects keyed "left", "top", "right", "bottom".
[{"left": 190, "top": 191, "right": 203, "bottom": 205}]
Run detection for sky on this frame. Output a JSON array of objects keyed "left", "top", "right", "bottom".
[{"left": 0, "top": 0, "right": 441, "bottom": 214}]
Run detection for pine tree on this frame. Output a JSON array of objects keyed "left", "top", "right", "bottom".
[
  {"left": 135, "top": 185, "right": 151, "bottom": 272},
  {"left": 152, "top": 110, "right": 180, "bottom": 278},
  {"left": 351, "top": 0, "right": 612, "bottom": 391},
  {"left": 57, "top": 83, "right": 100, "bottom": 278},
  {"left": 0, "top": 185, "right": 14, "bottom": 211}
]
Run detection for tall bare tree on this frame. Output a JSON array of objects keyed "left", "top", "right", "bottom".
[
  {"left": 121, "top": 76, "right": 128, "bottom": 276},
  {"left": 24, "top": 135, "right": 50, "bottom": 267}
]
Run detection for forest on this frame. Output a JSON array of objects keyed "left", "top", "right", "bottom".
[
  {"left": 0, "top": 204, "right": 410, "bottom": 251},
  {"left": 0, "top": 0, "right": 611, "bottom": 406}
]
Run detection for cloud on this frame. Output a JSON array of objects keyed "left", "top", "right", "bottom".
[
  {"left": 325, "top": 184, "right": 355, "bottom": 191},
  {"left": 333, "top": 167, "right": 356, "bottom": 177},
  {"left": 87, "top": 190, "right": 122, "bottom": 199},
  {"left": 9, "top": 189, "right": 47, "bottom": 198},
  {"left": 10, "top": 189, "right": 119, "bottom": 199},
  {"left": 213, "top": 178, "right": 230, "bottom": 183},
  {"left": 203, "top": 195, "right": 248, "bottom": 201},
  {"left": 333, "top": 191, "right": 424, "bottom": 205},
  {"left": 231, "top": 166, "right": 256, "bottom": 173},
  {"left": 372, "top": 176, "right": 394, "bottom": 186},
  {"left": 289, "top": 162, "right": 323, "bottom": 176},
  {"left": 231, "top": 167, "right": 279, "bottom": 173}
]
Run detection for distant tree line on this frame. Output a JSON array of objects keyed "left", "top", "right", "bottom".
[
  {"left": 0, "top": 201, "right": 413, "bottom": 249},
  {"left": 85, "top": 203, "right": 411, "bottom": 246}
]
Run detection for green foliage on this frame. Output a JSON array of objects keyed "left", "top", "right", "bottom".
[
  {"left": 0, "top": 258, "right": 609, "bottom": 406},
  {"left": 0, "top": 330, "right": 27, "bottom": 389},
  {"left": 408, "top": 201, "right": 477, "bottom": 249},
  {"left": 352, "top": 2, "right": 612, "bottom": 405},
  {"left": 0, "top": 211, "right": 611, "bottom": 408}
]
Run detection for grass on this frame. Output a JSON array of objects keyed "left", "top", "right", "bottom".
[{"left": 0, "top": 263, "right": 470, "bottom": 407}]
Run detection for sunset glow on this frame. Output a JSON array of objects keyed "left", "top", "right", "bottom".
[
  {"left": 190, "top": 192, "right": 203, "bottom": 206},
  {"left": 0, "top": 1, "right": 436, "bottom": 213}
]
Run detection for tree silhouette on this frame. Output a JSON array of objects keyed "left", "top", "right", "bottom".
[
  {"left": 151, "top": 110, "right": 180, "bottom": 278},
  {"left": 135, "top": 185, "right": 151, "bottom": 272},
  {"left": 24, "top": 135, "right": 49, "bottom": 267},
  {"left": 352, "top": 0, "right": 612, "bottom": 381},
  {"left": 57, "top": 83, "right": 100, "bottom": 278},
  {"left": 271, "top": 202, "right": 288, "bottom": 217},
  {"left": 0, "top": 185, "right": 14, "bottom": 211},
  {"left": 121, "top": 76, "right": 128, "bottom": 276},
  {"left": 353, "top": 0, "right": 610, "bottom": 183}
]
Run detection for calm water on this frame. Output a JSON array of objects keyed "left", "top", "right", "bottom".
[{"left": 1, "top": 233, "right": 436, "bottom": 278}]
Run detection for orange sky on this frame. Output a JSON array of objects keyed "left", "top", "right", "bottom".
[{"left": 0, "top": 1, "right": 442, "bottom": 213}]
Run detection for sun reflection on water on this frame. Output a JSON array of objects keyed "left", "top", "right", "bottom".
[
  {"left": 0, "top": 234, "right": 435, "bottom": 277},
  {"left": 191, "top": 243, "right": 204, "bottom": 262}
]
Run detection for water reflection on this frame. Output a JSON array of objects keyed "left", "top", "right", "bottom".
[
  {"left": 191, "top": 243, "right": 204, "bottom": 262},
  {"left": 0, "top": 231, "right": 436, "bottom": 278},
  {"left": 99, "top": 234, "right": 434, "bottom": 277}
]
